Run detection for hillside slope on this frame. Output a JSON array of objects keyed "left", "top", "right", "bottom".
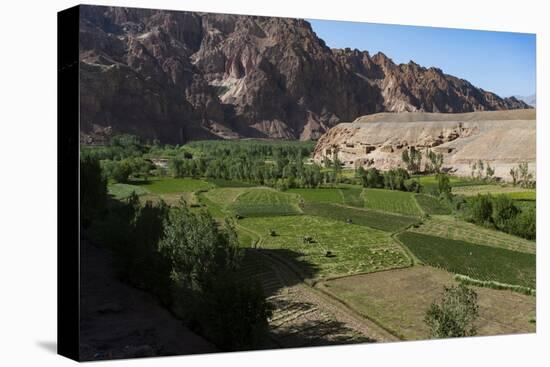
[{"left": 79, "top": 5, "right": 531, "bottom": 143}]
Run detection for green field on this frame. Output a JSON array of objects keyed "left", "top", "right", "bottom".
[
  {"left": 138, "top": 178, "right": 213, "bottom": 194},
  {"left": 362, "top": 189, "right": 422, "bottom": 216},
  {"left": 108, "top": 183, "right": 150, "bottom": 200},
  {"left": 288, "top": 188, "right": 344, "bottom": 204},
  {"left": 238, "top": 215, "right": 410, "bottom": 280},
  {"left": 452, "top": 184, "right": 535, "bottom": 197},
  {"left": 302, "top": 203, "right": 418, "bottom": 233},
  {"left": 206, "top": 179, "right": 256, "bottom": 188},
  {"left": 398, "top": 232, "right": 535, "bottom": 288},
  {"left": 409, "top": 215, "right": 535, "bottom": 254},
  {"left": 414, "top": 194, "right": 452, "bottom": 215},
  {"left": 505, "top": 191, "right": 536, "bottom": 201},
  {"left": 416, "top": 175, "right": 483, "bottom": 191},
  {"left": 230, "top": 188, "right": 302, "bottom": 217},
  {"left": 340, "top": 187, "right": 364, "bottom": 207}
]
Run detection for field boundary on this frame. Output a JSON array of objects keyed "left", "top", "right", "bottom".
[
  {"left": 454, "top": 274, "right": 536, "bottom": 296},
  {"left": 314, "top": 282, "right": 405, "bottom": 340}
]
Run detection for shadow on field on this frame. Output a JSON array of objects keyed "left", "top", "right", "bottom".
[
  {"left": 240, "top": 248, "right": 321, "bottom": 296},
  {"left": 269, "top": 297, "right": 375, "bottom": 348}
]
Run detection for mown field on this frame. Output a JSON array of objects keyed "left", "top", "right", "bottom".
[
  {"left": 362, "top": 189, "right": 422, "bottom": 216},
  {"left": 318, "top": 266, "right": 535, "bottom": 340},
  {"left": 397, "top": 232, "right": 535, "bottom": 288},
  {"left": 409, "top": 215, "right": 535, "bottom": 253},
  {"left": 237, "top": 215, "right": 411, "bottom": 280}
]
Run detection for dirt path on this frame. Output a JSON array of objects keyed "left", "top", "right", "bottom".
[
  {"left": 79, "top": 240, "right": 217, "bottom": 361},
  {"left": 250, "top": 250, "right": 399, "bottom": 345}
]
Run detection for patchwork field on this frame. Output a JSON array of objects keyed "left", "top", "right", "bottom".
[
  {"left": 409, "top": 215, "right": 535, "bottom": 253},
  {"left": 302, "top": 203, "right": 418, "bottom": 232},
  {"left": 362, "top": 189, "right": 422, "bottom": 216},
  {"left": 398, "top": 232, "right": 535, "bottom": 288},
  {"left": 238, "top": 215, "right": 411, "bottom": 280},
  {"left": 318, "top": 266, "right": 535, "bottom": 340}
]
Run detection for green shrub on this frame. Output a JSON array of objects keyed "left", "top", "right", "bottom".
[{"left": 425, "top": 284, "right": 479, "bottom": 338}]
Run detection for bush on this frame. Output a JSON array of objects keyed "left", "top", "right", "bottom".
[
  {"left": 111, "top": 159, "right": 133, "bottom": 183},
  {"left": 469, "top": 194, "right": 493, "bottom": 225},
  {"left": 425, "top": 284, "right": 479, "bottom": 338},
  {"left": 510, "top": 207, "right": 536, "bottom": 240},
  {"left": 492, "top": 195, "right": 519, "bottom": 230}
]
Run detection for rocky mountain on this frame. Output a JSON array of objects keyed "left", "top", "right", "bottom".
[{"left": 78, "top": 5, "right": 531, "bottom": 143}]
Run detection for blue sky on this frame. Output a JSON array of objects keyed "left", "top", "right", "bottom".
[{"left": 308, "top": 19, "right": 536, "bottom": 97}]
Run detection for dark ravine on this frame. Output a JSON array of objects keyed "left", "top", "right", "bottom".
[{"left": 78, "top": 5, "right": 531, "bottom": 143}]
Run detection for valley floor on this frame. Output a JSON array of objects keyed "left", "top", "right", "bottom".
[{"left": 104, "top": 176, "right": 536, "bottom": 349}]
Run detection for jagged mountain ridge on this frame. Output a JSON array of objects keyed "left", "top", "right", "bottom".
[{"left": 78, "top": 5, "right": 531, "bottom": 143}]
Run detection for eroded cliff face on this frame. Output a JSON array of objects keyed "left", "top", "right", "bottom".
[
  {"left": 78, "top": 5, "right": 531, "bottom": 143},
  {"left": 312, "top": 110, "right": 536, "bottom": 181}
]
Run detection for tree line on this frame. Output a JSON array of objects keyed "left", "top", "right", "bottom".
[
  {"left": 466, "top": 194, "right": 535, "bottom": 240},
  {"left": 81, "top": 156, "right": 273, "bottom": 350}
]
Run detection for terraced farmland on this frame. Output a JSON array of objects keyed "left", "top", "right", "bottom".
[
  {"left": 362, "top": 189, "right": 422, "bottom": 216},
  {"left": 238, "top": 215, "right": 410, "bottom": 280},
  {"left": 397, "top": 232, "right": 535, "bottom": 288},
  {"left": 302, "top": 203, "right": 418, "bottom": 232},
  {"left": 409, "top": 215, "right": 535, "bottom": 253}
]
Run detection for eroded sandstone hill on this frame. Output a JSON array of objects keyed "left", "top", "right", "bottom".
[
  {"left": 79, "top": 5, "right": 530, "bottom": 143},
  {"left": 312, "top": 109, "right": 536, "bottom": 181}
]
